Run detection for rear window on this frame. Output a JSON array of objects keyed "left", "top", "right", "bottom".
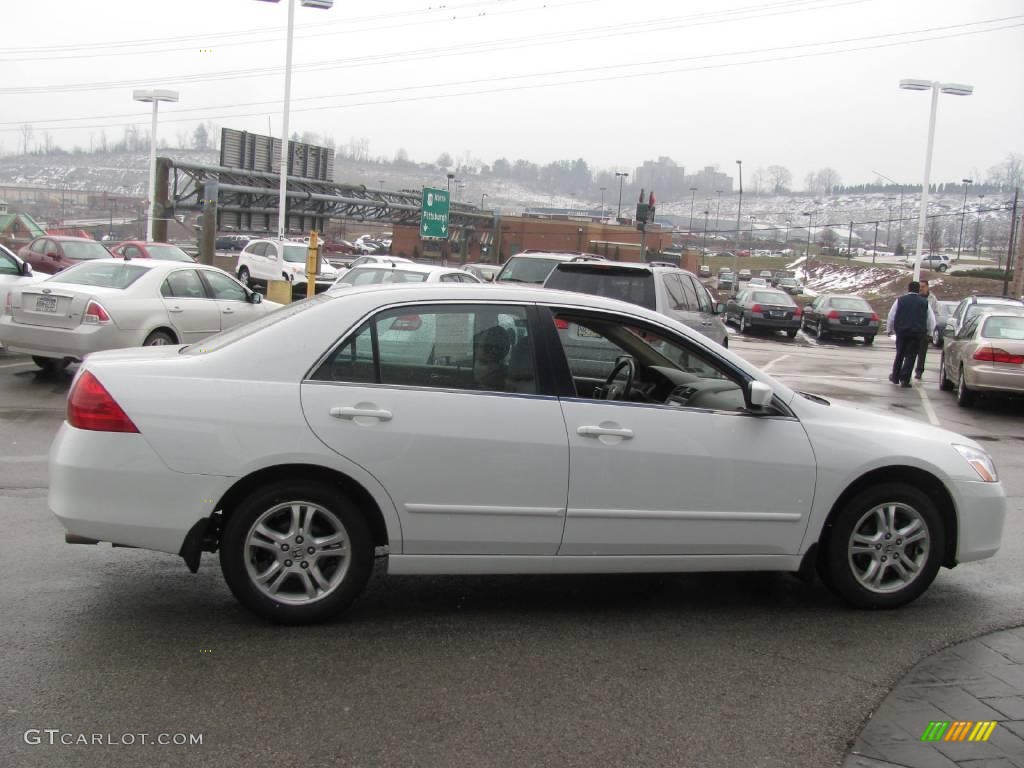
[
  {"left": 982, "top": 316, "right": 1024, "bottom": 340},
  {"left": 338, "top": 268, "right": 428, "bottom": 286},
  {"left": 829, "top": 297, "right": 872, "bottom": 311},
  {"left": 182, "top": 294, "right": 333, "bottom": 354},
  {"left": 496, "top": 257, "right": 561, "bottom": 284},
  {"left": 61, "top": 241, "right": 110, "bottom": 261},
  {"left": 545, "top": 265, "right": 656, "bottom": 310},
  {"left": 47, "top": 262, "right": 149, "bottom": 289},
  {"left": 145, "top": 244, "right": 193, "bottom": 262},
  {"left": 752, "top": 291, "right": 794, "bottom": 305},
  {"left": 966, "top": 303, "right": 1024, "bottom": 323}
]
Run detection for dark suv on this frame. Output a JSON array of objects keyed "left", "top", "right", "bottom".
[{"left": 543, "top": 261, "right": 728, "bottom": 347}]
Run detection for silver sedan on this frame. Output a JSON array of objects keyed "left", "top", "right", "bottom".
[{"left": 0, "top": 258, "right": 279, "bottom": 372}]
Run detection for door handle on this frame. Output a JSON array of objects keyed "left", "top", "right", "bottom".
[
  {"left": 577, "top": 425, "right": 633, "bottom": 439},
  {"left": 222, "top": 307, "right": 234, "bottom": 314},
  {"left": 168, "top": 306, "right": 184, "bottom": 313},
  {"left": 330, "top": 406, "right": 393, "bottom": 421}
]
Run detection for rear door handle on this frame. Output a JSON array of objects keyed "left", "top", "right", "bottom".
[
  {"left": 223, "top": 307, "right": 234, "bottom": 314},
  {"left": 577, "top": 425, "right": 634, "bottom": 439},
  {"left": 168, "top": 306, "right": 184, "bottom": 313},
  {"left": 330, "top": 406, "right": 393, "bottom": 421}
]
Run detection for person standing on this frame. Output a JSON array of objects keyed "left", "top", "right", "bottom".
[
  {"left": 886, "top": 281, "right": 936, "bottom": 388},
  {"left": 913, "top": 279, "right": 939, "bottom": 379}
]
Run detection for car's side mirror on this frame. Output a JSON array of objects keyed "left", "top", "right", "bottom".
[
  {"left": 943, "top": 320, "right": 954, "bottom": 338},
  {"left": 715, "top": 302, "right": 726, "bottom": 314},
  {"left": 745, "top": 380, "right": 774, "bottom": 411},
  {"left": 21, "top": 262, "right": 33, "bottom": 276},
  {"left": 248, "top": 291, "right": 262, "bottom": 304}
]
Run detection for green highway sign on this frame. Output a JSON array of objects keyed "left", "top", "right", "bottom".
[{"left": 420, "top": 187, "right": 450, "bottom": 240}]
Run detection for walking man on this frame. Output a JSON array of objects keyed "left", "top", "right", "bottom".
[
  {"left": 913, "top": 279, "right": 939, "bottom": 379},
  {"left": 886, "top": 281, "right": 936, "bottom": 388}
]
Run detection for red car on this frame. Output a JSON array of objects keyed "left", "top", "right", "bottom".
[
  {"left": 18, "top": 236, "right": 111, "bottom": 275},
  {"left": 109, "top": 241, "right": 195, "bottom": 262}
]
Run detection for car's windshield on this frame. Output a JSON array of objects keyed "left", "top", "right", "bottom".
[
  {"left": 61, "top": 241, "right": 110, "bottom": 260},
  {"left": 496, "top": 257, "right": 561, "bottom": 284},
  {"left": 981, "top": 315, "right": 1024, "bottom": 340},
  {"left": 545, "top": 266, "right": 656, "bottom": 310},
  {"left": 47, "top": 262, "right": 149, "bottom": 289},
  {"left": 830, "top": 297, "right": 872, "bottom": 311},
  {"left": 145, "top": 244, "right": 193, "bottom": 262},
  {"left": 752, "top": 291, "right": 794, "bottom": 305}
]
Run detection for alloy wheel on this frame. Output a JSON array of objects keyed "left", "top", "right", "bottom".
[{"left": 847, "top": 502, "right": 930, "bottom": 594}]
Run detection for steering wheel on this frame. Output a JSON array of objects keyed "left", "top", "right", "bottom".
[{"left": 599, "top": 356, "right": 636, "bottom": 400}]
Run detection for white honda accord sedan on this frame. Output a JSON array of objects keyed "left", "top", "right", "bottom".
[
  {"left": 49, "top": 284, "right": 1005, "bottom": 623},
  {"left": 1, "top": 258, "right": 278, "bottom": 372}
]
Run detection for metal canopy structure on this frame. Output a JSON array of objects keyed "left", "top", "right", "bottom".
[{"left": 155, "top": 157, "right": 492, "bottom": 240}]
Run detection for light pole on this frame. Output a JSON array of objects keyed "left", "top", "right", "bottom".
[
  {"left": 732, "top": 161, "right": 743, "bottom": 292},
  {"left": 615, "top": 172, "right": 629, "bottom": 219},
  {"left": 899, "top": 78, "right": 974, "bottom": 280},
  {"left": 599, "top": 187, "right": 606, "bottom": 220},
  {"left": 702, "top": 209, "right": 710, "bottom": 264},
  {"left": 480, "top": 193, "right": 488, "bottom": 210},
  {"left": 133, "top": 89, "right": 179, "bottom": 242},
  {"left": 884, "top": 197, "right": 896, "bottom": 251},
  {"left": 872, "top": 221, "right": 880, "bottom": 265},
  {"left": 975, "top": 194, "right": 985, "bottom": 255},
  {"left": 446, "top": 172, "right": 455, "bottom": 195},
  {"left": 688, "top": 186, "right": 698, "bottom": 232},
  {"left": 782, "top": 219, "right": 791, "bottom": 250},
  {"left": 256, "top": 0, "right": 334, "bottom": 240},
  {"left": 955, "top": 178, "right": 973, "bottom": 262},
  {"left": 803, "top": 210, "right": 815, "bottom": 266},
  {"left": 748, "top": 216, "right": 756, "bottom": 256}
]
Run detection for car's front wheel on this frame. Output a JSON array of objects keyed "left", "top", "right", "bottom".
[
  {"left": 220, "top": 481, "right": 373, "bottom": 624},
  {"left": 822, "top": 482, "right": 943, "bottom": 609}
]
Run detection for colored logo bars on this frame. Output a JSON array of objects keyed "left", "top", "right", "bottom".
[{"left": 921, "top": 721, "right": 998, "bottom": 742}]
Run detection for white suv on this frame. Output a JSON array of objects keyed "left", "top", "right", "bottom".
[{"left": 236, "top": 239, "right": 338, "bottom": 295}]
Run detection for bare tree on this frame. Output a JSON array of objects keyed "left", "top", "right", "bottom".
[
  {"left": 752, "top": 167, "right": 765, "bottom": 196},
  {"left": 925, "top": 217, "right": 943, "bottom": 254},
  {"left": 192, "top": 123, "right": 209, "bottom": 151},
  {"left": 986, "top": 153, "right": 1023, "bottom": 191},
  {"left": 804, "top": 171, "right": 817, "bottom": 194},
  {"left": 819, "top": 227, "right": 838, "bottom": 253},
  {"left": 817, "top": 167, "right": 841, "bottom": 195},
  {"left": 436, "top": 152, "right": 453, "bottom": 169},
  {"left": 20, "top": 124, "right": 33, "bottom": 155},
  {"left": 766, "top": 165, "right": 792, "bottom": 194}
]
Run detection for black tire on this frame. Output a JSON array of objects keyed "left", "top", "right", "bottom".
[
  {"left": 219, "top": 480, "right": 373, "bottom": 624},
  {"left": 237, "top": 266, "right": 251, "bottom": 287},
  {"left": 956, "top": 366, "right": 975, "bottom": 407},
  {"left": 864, "top": 335, "right": 874, "bottom": 346},
  {"left": 932, "top": 328, "right": 942, "bottom": 348},
  {"left": 32, "top": 356, "right": 70, "bottom": 373},
  {"left": 739, "top": 314, "right": 749, "bottom": 334},
  {"left": 938, "top": 265, "right": 948, "bottom": 273},
  {"left": 822, "top": 482, "right": 944, "bottom": 609},
  {"left": 143, "top": 330, "right": 176, "bottom": 347},
  {"left": 787, "top": 329, "right": 797, "bottom": 338},
  {"left": 938, "top": 353, "right": 954, "bottom": 391},
  {"left": 816, "top": 320, "right": 828, "bottom": 340}
]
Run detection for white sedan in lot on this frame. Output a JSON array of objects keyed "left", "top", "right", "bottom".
[
  {"left": 1, "top": 258, "right": 277, "bottom": 372},
  {"left": 50, "top": 284, "right": 1005, "bottom": 623},
  {"left": 330, "top": 262, "right": 481, "bottom": 288}
]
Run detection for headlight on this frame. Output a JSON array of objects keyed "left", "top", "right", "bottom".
[{"left": 953, "top": 444, "right": 998, "bottom": 482}]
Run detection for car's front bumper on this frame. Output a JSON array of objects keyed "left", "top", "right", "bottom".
[
  {"left": 0, "top": 317, "right": 138, "bottom": 360},
  {"left": 49, "top": 422, "right": 233, "bottom": 555},
  {"left": 952, "top": 478, "right": 1006, "bottom": 563}
]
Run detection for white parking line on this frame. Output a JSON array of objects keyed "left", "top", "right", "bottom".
[
  {"left": 917, "top": 386, "right": 940, "bottom": 426},
  {"left": 0, "top": 361, "right": 32, "bottom": 369},
  {"left": 761, "top": 354, "right": 791, "bottom": 373}
]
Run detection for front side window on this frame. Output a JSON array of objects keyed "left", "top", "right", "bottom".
[
  {"left": 201, "top": 270, "right": 248, "bottom": 301},
  {"left": 0, "top": 252, "right": 18, "bottom": 275},
  {"left": 245, "top": 242, "right": 268, "bottom": 257},
  {"left": 312, "top": 305, "right": 536, "bottom": 395}
]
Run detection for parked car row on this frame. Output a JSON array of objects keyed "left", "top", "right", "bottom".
[
  {"left": 939, "top": 309, "right": 1024, "bottom": 407},
  {"left": 17, "top": 235, "right": 198, "bottom": 276}
]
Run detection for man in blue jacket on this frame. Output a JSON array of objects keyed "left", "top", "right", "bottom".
[{"left": 886, "top": 281, "right": 936, "bottom": 388}]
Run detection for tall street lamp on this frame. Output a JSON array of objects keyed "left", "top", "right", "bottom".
[
  {"left": 688, "top": 186, "right": 698, "bottom": 232},
  {"left": 133, "top": 89, "right": 179, "bottom": 242},
  {"left": 446, "top": 172, "right": 455, "bottom": 194},
  {"left": 732, "top": 161, "right": 743, "bottom": 292},
  {"left": 702, "top": 209, "right": 710, "bottom": 264},
  {"left": 955, "top": 178, "right": 973, "bottom": 262},
  {"left": 480, "top": 193, "right": 488, "bottom": 210},
  {"left": 803, "top": 210, "right": 816, "bottom": 266},
  {"left": 975, "top": 194, "right": 985, "bottom": 255},
  {"left": 599, "top": 187, "right": 606, "bottom": 220},
  {"left": 256, "top": 0, "right": 334, "bottom": 240},
  {"left": 748, "top": 216, "right": 756, "bottom": 255},
  {"left": 615, "top": 172, "right": 629, "bottom": 219},
  {"left": 899, "top": 78, "right": 974, "bottom": 280},
  {"left": 783, "top": 219, "right": 791, "bottom": 249}
]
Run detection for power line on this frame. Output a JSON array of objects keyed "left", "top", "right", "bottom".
[{"left": 3, "top": 14, "right": 1017, "bottom": 134}]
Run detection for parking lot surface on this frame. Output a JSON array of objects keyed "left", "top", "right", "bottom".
[{"left": 1, "top": 331, "right": 1021, "bottom": 768}]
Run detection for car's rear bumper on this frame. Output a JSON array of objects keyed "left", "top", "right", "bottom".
[
  {"left": 49, "top": 422, "right": 233, "bottom": 555},
  {"left": 965, "top": 363, "right": 1024, "bottom": 394},
  {"left": 952, "top": 479, "right": 1006, "bottom": 563},
  {"left": 823, "top": 320, "right": 880, "bottom": 336},
  {"left": 748, "top": 313, "right": 801, "bottom": 330},
  {"left": 0, "top": 317, "right": 138, "bottom": 360}
]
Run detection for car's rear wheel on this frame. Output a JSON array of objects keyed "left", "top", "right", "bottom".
[
  {"left": 220, "top": 481, "right": 373, "bottom": 624},
  {"left": 739, "top": 315, "right": 749, "bottom": 334},
  {"left": 816, "top": 320, "right": 828, "bottom": 340},
  {"left": 823, "top": 482, "right": 943, "bottom": 609},
  {"left": 787, "top": 329, "right": 797, "bottom": 338},
  {"left": 932, "top": 327, "right": 943, "bottom": 347},
  {"left": 32, "top": 356, "right": 70, "bottom": 373},
  {"left": 864, "top": 335, "right": 875, "bottom": 346},
  {"left": 237, "top": 266, "right": 251, "bottom": 287},
  {"left": 144, "top": 330, "right": 175, "bottom": 346},
  {"left": 938, "top": 353, "right": 954, "bottom": 391},
  {"left": 956, "top": 366, "right": 975, "bottom": 407}
]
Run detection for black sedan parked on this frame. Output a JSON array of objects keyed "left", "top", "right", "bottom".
[
  {"left": 725, "top": 288, "right": 802, "bottom": 337},
  {"left": 801, "top": 294, "right": 879, "bottom": 344}
]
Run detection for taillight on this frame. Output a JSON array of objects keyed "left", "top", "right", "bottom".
[
  {"left": 973, "top": 347, "right": 1024, "bottom": 365},
  {"left": 67, "top": 371, "right": 139, "bottom": 433},
  {"left": 83, "top": 300, "right": 111, "bottom": 325},
  {"left": 827, "top": 310, "right": 840, "bottom": 319},
  {"left": 871, "top": 312, "right": 879, "bottom": 322},
  {"left": 554, "top": 318, "right": 570, "bottom": 330},
  {"left": 389, "top": 314, "right": 421, "bottom": 331},
  {"left": 751, "top": 304, "right": 762, "bottom": 313},
  {"left": 792, "top": 306, "right": 802, "bottom": 317}
]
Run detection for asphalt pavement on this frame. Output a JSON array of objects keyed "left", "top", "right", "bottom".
[{"left": 0, "top": 330, "right": 1021, "bottom": 768}]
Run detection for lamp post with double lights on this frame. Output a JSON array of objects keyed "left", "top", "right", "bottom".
[
  {"left": 955, "top": 178, "right": 973, "bottom": 262},
  {"left": 898, "top": 78, "right": 974, "bottom": 280},
  {"left": 255, "top": 0, "right": 334, "bottom": 240},
  {"left": 133, "top": 89, "right": 179, "bottom": 242},
  {"left": 615, "top": 172, "right": 629, "bottom": 219}
]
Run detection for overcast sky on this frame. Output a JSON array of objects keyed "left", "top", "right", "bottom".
[{"left": 3, "top": 0, "right": 1022, "bottom": 189}]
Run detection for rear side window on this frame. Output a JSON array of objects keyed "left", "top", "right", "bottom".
[
  {"left": 545, "top": 265, "right": 656, "bottom": 310},
  {"left": 48, "top": 262, "right": 148, "bottom": 289}
]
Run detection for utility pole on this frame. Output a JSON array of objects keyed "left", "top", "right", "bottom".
[
  {"left": 955, "top": 178, "right": 972, "bottom": 262},
  {"left": 688, "top": 186, "right": 698, "bottom": 232},
  {"left": 600, "top": 187, "right": 606, "bottom": 220},
  {"left": 702, "top": 209, "right": 709, "bottom": 265},
  {"left": 847, "top": 221, "right": 854, "bottom": 260},
  {"left": 975, "top": 194, "right": 985, "bottom": 255},
  {"left": 732, "top": 160, "right": 743, "bottom": 294},
  {"left": 1003, "top": 188, "right": 1019, "bottom": 297},
  {"left": 872, "top": 221, "right": 879, "bottom": 265},
  {"left": 615, "top": 172, "right": 629, "bottom": 219}
]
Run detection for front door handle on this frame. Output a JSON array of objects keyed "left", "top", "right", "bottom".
[
  {"left": 168, "top": 306, "right": 184, "bottom": 313},
  {"left": 330, "top": 406, "right": 393, "bottom": 422},
  {"left": 577, "top": 425, "right": 633, "bottom": 439},
  {"left": 222, "top": 307, "right": 234, "bottom": 314}
]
